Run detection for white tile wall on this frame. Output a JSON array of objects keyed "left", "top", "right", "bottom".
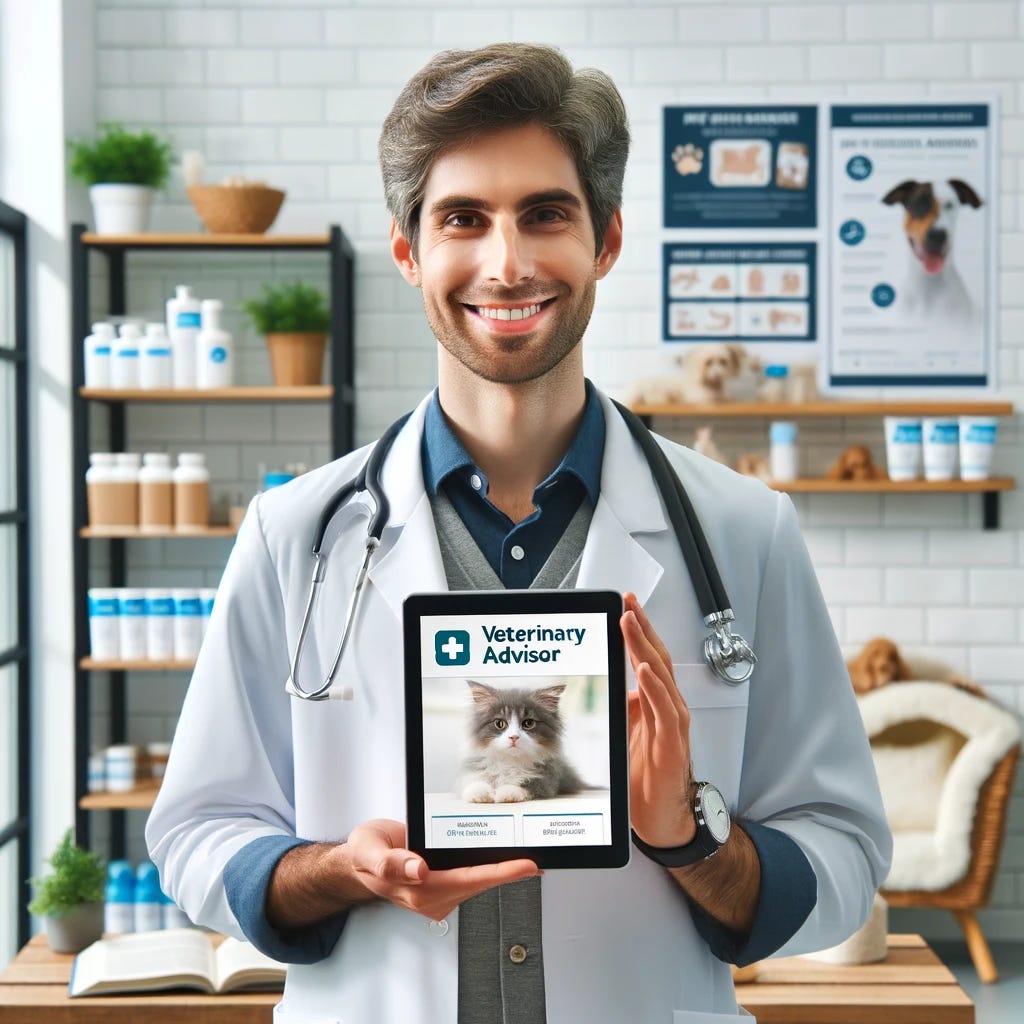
[{"left": 90, "top": 0, "right": 1024, "bottom": 940}]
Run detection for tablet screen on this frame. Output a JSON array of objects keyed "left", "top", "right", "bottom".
[{"left": 404, "top": 590, "right": 629, "bottom": 870}]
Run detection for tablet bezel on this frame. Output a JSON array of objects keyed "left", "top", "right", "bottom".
[{"left": 404, "top": 589, "right": 630, "bottom": 871}]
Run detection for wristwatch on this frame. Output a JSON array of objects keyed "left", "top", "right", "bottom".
[{"left": 631, "top": 781, "right": 732, "bottom": 868}]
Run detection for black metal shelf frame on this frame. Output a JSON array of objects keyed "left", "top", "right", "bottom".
[
  {"left": 70, "top": 225, "right": 355, "bottom": 854},
  {"left": 0, "top": 198, "right": 30, "bottom": 950}
]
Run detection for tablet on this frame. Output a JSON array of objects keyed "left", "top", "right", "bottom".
[{"left": 404, "top": 589, "right": 630, "bottom": 870}]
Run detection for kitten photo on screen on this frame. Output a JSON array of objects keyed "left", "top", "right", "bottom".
[{"left": 459, "top": 681, "right": 584, "bottom": 803}]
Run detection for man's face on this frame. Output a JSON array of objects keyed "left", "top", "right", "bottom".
[{"left": 391, "top": 123, "right": 622, "bottom": 385}]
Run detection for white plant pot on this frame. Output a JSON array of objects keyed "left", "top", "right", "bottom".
[{"left": 89, "top": 184, "right": 154, "bottom": 235}]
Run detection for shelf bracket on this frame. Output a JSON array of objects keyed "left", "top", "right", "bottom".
[{"left": 982, "top": 491, "right": 999, "bottom": 530}]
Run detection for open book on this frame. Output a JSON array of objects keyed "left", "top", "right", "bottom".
[{"left": 69, "top": 929, "right": 286, "bottom": 997}]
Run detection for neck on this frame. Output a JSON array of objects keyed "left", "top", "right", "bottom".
[{"left": 436, "top": 348, "right": 587, "bottom": 522}]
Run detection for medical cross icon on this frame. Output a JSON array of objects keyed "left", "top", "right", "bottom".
[{"left": 434, "top": 629, "right": 471, "bottom": 666}]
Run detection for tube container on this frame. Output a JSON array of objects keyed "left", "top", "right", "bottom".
[
  {"left": 172, "top": 589, "right": 203, "bottom": 660},
  {"left": 84, "top": 322, "right": 115, "bottom": 388},
  {"left": 921, "top": 417, "right": 959, "bottom": 481},
  {"left": 959, "top": 416, "right": 998, "bottom": 481},
  {"left": 88, "top": 588, "right": 120, "bottom": 660},
  {"left": 883, "top": 417, "right": 922, "bottom": 481}
]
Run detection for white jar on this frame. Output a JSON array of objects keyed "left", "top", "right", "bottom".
[
  {"left": 139, "top": 452, "right": 174, "bottom": 531},
  {"left": 959, "top": 416, "right": 998, "bottom": 481},
  {"left": 88, "top": 587, "right": 120, "bottom": 660},
  {"left": 883, "top": 417, "right": 922, "bottom": 481},
  {"left": 84, "top": 322, "right": 115, "bottom": 388},
  {"left": 112, "top": 452, "right": 141, "bottom": 527},
  {"left": 146, "top": 741, "right": 172, "bottom": 779},
  {"left": 167, "top": 285, "right": 201, "bottom": 388},
  {"left": 85, "top": 452, "right": 118, "bottom": 528},
  {"left": 105, "top": 744, "right": 138, "bottom": 793},
  {"left": 769, "top": 421, "right": 799, "bottom": 481},
  {"left": 172, "top": 589, "right": 203, "bottom": 660},
  {"left": 921, "top": 417, "right": 959, "bottom": 481},
  {"left": 112, "top": 323, "right": 142, "bottom": 389},
  {"left": 140, "top": 323, "right": 174, "bottom": 389},
  {"left": 196, "top": 299, "right": 233, "bottom": 388},
  {"left": 118, "top": 588, "right": 147, "bottom": 661},
  {"left": 88, "top": 751, "right": 106, "bottom": 793},
  {"left": 145, "top": 588, "right": 175, "bottom": 660},
  {"left": 174, "top": 452, "right": 210, "bottom": 531},
  {"left": 199, "top": 588, "right": 217, "bottom": 638}
]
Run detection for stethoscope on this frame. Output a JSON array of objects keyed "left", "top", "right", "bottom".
[{"left": 285, "top": 401, "right": 756, "bottom": 702}]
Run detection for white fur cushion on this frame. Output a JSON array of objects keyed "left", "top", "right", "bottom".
[{"left": 858, "top": 682, "right": 1021, "bottom": 891}]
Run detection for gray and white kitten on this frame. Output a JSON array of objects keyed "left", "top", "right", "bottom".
[{"left": 458, "top": 681, "right": 584, "bottom": 803}]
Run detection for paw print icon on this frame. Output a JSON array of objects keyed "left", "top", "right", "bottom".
[{"left": 672, "top": 143, "right": 704, "bottom": 177}]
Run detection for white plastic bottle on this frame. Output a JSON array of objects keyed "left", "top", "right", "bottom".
[
  {"left": 172, "top": 589, "right": 203, "bottom": 660},
  {"left": 84, "top": 322, "right": 116, "bottom": 388},
  {"left": 145, "top": 588, "right": 175, "bottom": 660},
  {"left": 118, "top": 588, "right": 147, "bottom": 661},
  {"left": 199, "top": 588, "right": 217, "bottom": 638},
  {"left": 166, "top": 285, "right": 201, "bottom": 388},
  {"left": 196, "top": 299, "right": 233, "bottom": 388},
  {"left": 112, "top": 323, "right": 142, "bottom": 389},
  {"left": 86, "top": 451, "right": 118, "bottom": 528},
  {"left": 87, "top": 587, "right": 120, "bottom": 660},
  {"left": 139, "top": 452, "right": 174, "bottom": 531},
  {"left": 105, "top": 861, "right": 135, "bottom": 934},
  {"left": 769, "top": 421, "right": 799, "bottom": 482},
  {"left": 134, "top": 862, "right": 164, "bottom": 932},
  {"left": 140, "top": 323, "right": 174, "bottom": 389},
  {"left": 173, "top": 452, "right": 210, "bottom": 531}
]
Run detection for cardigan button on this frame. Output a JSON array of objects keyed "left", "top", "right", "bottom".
[{"left": 509, "top": 944, "right": 527, "bottom": 963}]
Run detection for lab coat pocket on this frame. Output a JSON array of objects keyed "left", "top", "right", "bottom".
[
  {"left": 673, "top": 1010, "right": 755, "bottom": 1023},
  {"left": 674, "top": 663, "right": 749, "bottom": 810}
]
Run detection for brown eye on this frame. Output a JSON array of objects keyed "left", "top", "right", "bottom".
[
  {"left": 522, "top": 718, "right": 536, "bottom": 730},
  {"left": 494, "top": 718, "right": 507, "bottom": 730}
]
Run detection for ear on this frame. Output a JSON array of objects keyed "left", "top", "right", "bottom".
[
  {"left": 389, "top": 217, "right": 420, "bottom": 287},
  {"left": 893, "top": 645, "right": 913, "bottom": 681},
  {"left": 467, "top": 681, "right": 496, "bottom": 705},
  {"left": 949, "top": 179, "right": 983, "bottom": 209},
  {"left": 532, "top": 684, "right": 566, "bottom": 711},
  {"left": 594, "top": 210, "right": 623, "bottom": 281},
  {"left": 881, "top": 180, "right": 919, "bottom": 207},
  {"left": 725, "top": 343, "right": 746, "bottom": 372}
]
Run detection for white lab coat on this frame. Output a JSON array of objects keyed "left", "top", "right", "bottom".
[{"left": 147, "top": 389, "right": 891, "bottom": 1024}]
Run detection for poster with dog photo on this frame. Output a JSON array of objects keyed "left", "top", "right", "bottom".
[{"left": 827, "top": 103, "right": 996, "bottom": 388}]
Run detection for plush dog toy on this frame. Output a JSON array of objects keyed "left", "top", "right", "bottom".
[
  {"left": 826, "top": 445, "right": 888, "bottom": 481},
  {"left": 847, "top": 637, "right": 986, "bottom": 698},
  {"left": 629, "top": 343, "right": 755, "bottom": 405}
]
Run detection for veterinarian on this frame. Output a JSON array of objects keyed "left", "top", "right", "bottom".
[{"left": 147, "top": 44, "right": 892, "bottom": 1023}]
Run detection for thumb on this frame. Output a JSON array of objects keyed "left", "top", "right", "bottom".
[{"left": 375, "top": 850, "right": 425, "bottom": 884}]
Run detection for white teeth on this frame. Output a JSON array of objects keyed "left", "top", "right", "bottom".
[{"left": 476, "top": 303, "right": 543, "bottom": 320}]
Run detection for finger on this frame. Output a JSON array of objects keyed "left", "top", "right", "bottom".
[
  {"left": 623, "top": 612, "right": 677, "bottom": 698},
  {"left": 433, "top": 858, "right": 540, "bottom": 895},
  {"left": 627, "top": 595, "right": 673, "bottom": 671},
  {"left": 637, "top": 661, "right": 681, "bottom": 735},
  {"left": 369, "top": 849, "right": 426, "bottom": 885}
]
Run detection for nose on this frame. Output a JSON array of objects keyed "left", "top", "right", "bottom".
[
  {"left": 924, "top": 227, "right": 948, "bottom": 252},
  {"left": 484, "top": 219, "right": 534, "bottom": 287},
  {"left": 508, "top": 734, "right": 519, "bottom": 746}
]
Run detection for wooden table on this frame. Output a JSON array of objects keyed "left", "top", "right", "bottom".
[
  {"left": 0, "top": 933, "right": 973, "bottom": 1023},
  {"left": 736, "top": 934, "right": 974, "bottom": 1023},
  {"left": 0, "top": 934, "right": 277, "bottom": 1023}
]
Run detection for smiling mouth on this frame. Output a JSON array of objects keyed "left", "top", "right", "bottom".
[
  {"left": 464, "top": 298, "right": 556, "bottom": 322},
  {"left": 909, "top": 238, "right": 947, "bottom": 275}
]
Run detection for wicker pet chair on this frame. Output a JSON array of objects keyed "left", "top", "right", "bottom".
[{"left": 858, "top": 676, "right": 1021, "bottom": 984}]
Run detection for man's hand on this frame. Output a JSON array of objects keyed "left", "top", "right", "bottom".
[
  {"left": 342, "top": 819, "right": 540, "bottom": 921},
  {"left": 621, "top": 592, "right": 697, "bottom": 849}
]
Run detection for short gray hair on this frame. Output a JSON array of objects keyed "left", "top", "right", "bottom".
[{"left": 378, "top": 43, "right": 630, "bottom": 254}]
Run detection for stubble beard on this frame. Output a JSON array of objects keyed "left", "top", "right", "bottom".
[{"left": 424, "top": 278, "right": 597, "bottom": 386}]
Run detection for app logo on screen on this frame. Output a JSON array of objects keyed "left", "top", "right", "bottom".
[{"left": 434, "top": 630, "right": 470, "bottom": 666}]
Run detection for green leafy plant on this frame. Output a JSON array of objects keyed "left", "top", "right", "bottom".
[
  {"left": 67, "top": 122, "right": 172, "bottom": 188},
  {"left": 28, "top": 829, "right": 106, "bottom": 917},
  {"left": 242, "top": 281, "right": 331, "bottom": 334}
]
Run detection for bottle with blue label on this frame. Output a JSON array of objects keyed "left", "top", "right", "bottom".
[
  {"left": 112, "top": 324, "right": 142, "bottom": 389},
  {"left": 84, "top": 322, "right": 115, "bottom": 388},
  {"left": 134, "top": 862, "right": 164, "bottom": 932},
  {"left": 167, "top": 285, "right": 201, "bottom": 388},
  {"left": 196, "top": 299, "right": 233, "bottom": 389},
  {"left": 104, "top": 861, "right": 135, "bottom": 934},
  {"left": 140, "top": 323, "right": 174, "bottom": 389},
  {"left": 87, "top": 587, "right": 120, "bottom": 660}
]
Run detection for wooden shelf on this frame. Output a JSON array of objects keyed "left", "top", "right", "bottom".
[
  {"left": 81, "top": 658, "right": 196, "bottom": 672},
  {"left": 79, "top": 780, "right": 161, "bottom": 810},
  {"left": 80, "top": 525, "right": 237, "bottom": 539},
  {"left": 81, "top": 231, "right": 331, "bottom": 248},
  {"left": 633, "top": 400, "right": 1014, "bottom": 418},
  {"left": 772, "top": 477, "right": 1015, "bottom": 494},
  {"left": 80, "top": 385, "right": 332, "bottom": 402}
]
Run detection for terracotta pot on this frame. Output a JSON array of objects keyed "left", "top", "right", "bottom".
[
  {"left": 43, "top": 902, "right": 105, "bottom": 953},
  {"left": 266, "top": 332, "right": 327, "bottom": 387}
]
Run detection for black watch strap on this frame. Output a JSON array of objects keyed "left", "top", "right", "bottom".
[{"left": 630, "top": 826, "right": 719, "bottom": 868}]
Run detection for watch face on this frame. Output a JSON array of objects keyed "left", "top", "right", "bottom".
[{"left": 700, "top": 785, "right": 732, "bottom": 843}]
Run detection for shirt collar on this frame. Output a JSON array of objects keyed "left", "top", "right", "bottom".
[{"left": 421, "top": 381, "right": 604, "bottom": 506}]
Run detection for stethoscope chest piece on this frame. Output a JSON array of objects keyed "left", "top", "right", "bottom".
[{"left": 703, "top": 611, "right": 756, "bottom": 684}]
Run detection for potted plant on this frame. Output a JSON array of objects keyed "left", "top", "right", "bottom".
[
  {"left": 243, "top": 281, "right": 331, "bottom": 387},
  {"left": 28, "top": 829, "right": 106, "bottom": 954},
  {"left": 68, "top": 122, "right": 172, "bottom": 235}
]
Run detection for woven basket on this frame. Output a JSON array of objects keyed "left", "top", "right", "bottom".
[{"left": 187, "top": 185, "right": 285, "bottom": 234}]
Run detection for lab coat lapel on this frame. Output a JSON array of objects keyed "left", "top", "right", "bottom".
[
  {"left": 366, "top": 395, "right": 448, "bottom": 619},
  {"left": 575, "top": 390, "right": 667, "bottom": 607}
]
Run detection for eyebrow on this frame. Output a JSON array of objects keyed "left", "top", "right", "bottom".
[{"left": 428, "top": 189, "right": 583, "bottom": 218}]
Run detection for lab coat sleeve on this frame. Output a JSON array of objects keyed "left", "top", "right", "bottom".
[
  {"left": 146, "top": 495, "right": 308, "bottom": 946},
  {"left": 737, "top": 492, "right": 893, "bottom": 958}
]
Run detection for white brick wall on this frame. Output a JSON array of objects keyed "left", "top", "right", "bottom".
[{"left": 89, "top": 0, "right": 1024, "bottom": 940}]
